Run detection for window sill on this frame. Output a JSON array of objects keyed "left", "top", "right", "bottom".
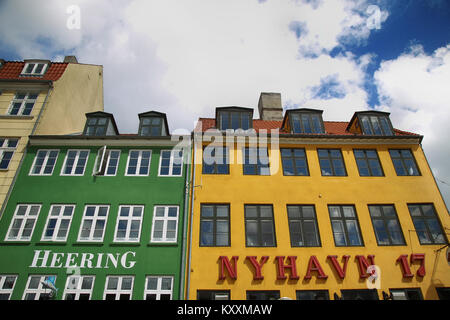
[
  {"left": 72, "top": 242, "right": 105, "bottom": 246},
  {"left": 0, "top": 241, "right": 31, "bottom": 245},
  {"left": 0, "top": 115, "right": 34, "bottom": 120},
  {"left": 110, "top": 242, "right": 141, "bottom": 247},
  {"left": 147, "top": 243, "right": 178, "bottom": 247},
  {"left": 36, "top": 241, "right": 68, "bottom": 245}
]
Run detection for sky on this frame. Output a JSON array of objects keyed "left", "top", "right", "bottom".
[{"left": 0, "top": 0, "right": 449, "bottom": 208}]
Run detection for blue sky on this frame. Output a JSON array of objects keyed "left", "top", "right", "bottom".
[{"left": 0, "top": 0, "right": 449, "bottom": 207}]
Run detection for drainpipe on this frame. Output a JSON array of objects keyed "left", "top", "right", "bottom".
[
  {"left": 0, "top": 84, "right": 53, "bottom": 219},
  {"left": 179, "top": 135, "right": 192, "bottom": 299},
  {"left": 185, "top": 133, "right": 198, "bottom": 300}
]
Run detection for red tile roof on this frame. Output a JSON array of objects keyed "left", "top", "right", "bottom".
[
  {"left": 195, "top": 118, "right": 420, "bottom": 137},
  {"left": 0, "top": 61, "right": 68, "bottom": 81}
]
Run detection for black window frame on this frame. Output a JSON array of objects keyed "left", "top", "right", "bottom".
[
  {"left": 139, "top": 116, "right": 164, "bottom": 136},
  {"left": 368, "top": 205, "right": 406, "bottom": 246},
  {"left": 359, "top": 114, "right": 393, "bottom": 136},
  {"left": 296, "top": 290, "right": 330, "bottom": 300},
  {"left": 289, "top": 111, "right": 324, "bottom": 134},
  {"left": 353, "top": 149, "right": 384, "bottom": 177},
  {"left": 202, "top": 146, "right": 229, "bottom": 175},
  {"left": 218, "top": 110, "right": 252, "bottom": 130},
  {"left": 197, "top": 290, "right": 230, "bottom": 300},
  {"left": 199, "top": 204, "right": 230, "bottom": 247},
  {"left": 84, "top": 117, "right": 109, "bottom": 136},
  {"left": 389, "top": 288, "right": 423, "bottom": 300},
  {"left": 244, "top": 204, "right": 276, "bottom": 247},
  {"left": 328, "top": 205, "right": 364, "bottom": 247},
  {"left": 287, "top": 205, "right": 321, "bottom": 247},
  {"left": 436, "top": 287, "right": 450, "bottom": 300},
  {"left": 280, "top": 148, "right": 309, "bottom": 176},
  {"left": 389, "top": 149, "right": 421, "bottom": 176},
  {"left": 407, "top": 203, "right": 447, "bottom": 245},
  {"left": 242, "top": 147, "right": 270, "bottom": 176},
  {"left": 317, "top": 148, "right": 347, "bottom": 176},
  {"left": 246, "top": 290, "right": 280, "bottom": 300},
  {"left": 341, "top": 289, "right": 379, "bottom": 300}
]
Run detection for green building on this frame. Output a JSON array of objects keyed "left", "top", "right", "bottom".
[{"left": 0, "top": 111, "right": 191, "bottom": 300}]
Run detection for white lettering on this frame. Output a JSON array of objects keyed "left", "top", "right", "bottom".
[
  {"left": 50, "top": 252, "right": 64, "bottom": 268},
  {"left": 29, "top": 251, "right": 137, "bottom": 269},
  {"left": 30, "top": 250, "right": 51, "bottom": 268},
  {"left": 121, "top": 251, "right": 137, "bottom": 269},
  {"left": 65, "top": 253, "right": 79, "bottom": 268},
  {"left": 105, "top": 253, "right": 120, "bottom": 269},
  {"left": 80, "top": 253, "right": 94, "bottom": 268}
]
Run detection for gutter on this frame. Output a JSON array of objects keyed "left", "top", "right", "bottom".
[
  {"left": 185, "top": 134, "right": 198, "bottom": 300},
  {"left": 179, "top": 136, "right": 192, "bottom": 299}
]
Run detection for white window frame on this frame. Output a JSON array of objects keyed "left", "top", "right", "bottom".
[
  {"left": 29, "top": 149, "right": 59, "bottom": 176},
  {"left": 144, "top": 276, "right": 173, "bottom": 300},
  {"left": 0, "top": 138, "right": 19, "bottom": 170},
  {"left": 60, "top": 149, "right": 90, "bottom": 176},
  {"left": 5, "top": 204, "right": 41, "bottom": 241},
  {"left": 113, "top": 205, "right": 144, "bottom": 243},
  {"left": 125, "top": 150, "right": 152, "bottom": 176},
  {"left": 150, "top": 206, "right": 179, "bottom": 243},
  {"left": 0, "top": 275, "right": 18, "bottom": 300},
  {"left": 63, "top": 275, "right": 95, "bottom": 300},
  {"left": 7, "top": 92, "right": 38, "bottom": 116},
  {"left": 103, "top": 276, "right": 134, "bottom": 300},
  {"left": 77, "top": 205, "right": 110, "bottom": 242},
  {"left": 22, "top": 275, "right": 57, "bottom": 300},
  {"left": 41, "top": 204, "right": 75, "bottom": 242},
  {"left": 93, "top": 147, "right": 121, "bottom": 176},
  {"left": 158, "top": 149, "right": 183, "bottom": 177},
  {"left": 21, "top": 62, "right": 48, "bottom": 76}
]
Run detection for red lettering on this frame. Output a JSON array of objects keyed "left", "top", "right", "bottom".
[
  {"left": 275, "top": 256, "right": 299, "bottom": 280},
  {"left": 246, "top": 256, "right": 269, "bottom": 280},
  {"left": 396, "top": 254, "right": 413, "bottom": 278},
  {"left": 327, "top": 255, "right": 350, "bottom": 279},
  {"left": 304, "top": 255, "right": 328, "bottom": 280},
  {"left": 355, "top": 255, "right": 375, "bottom": 279},
  {"left": 218, "top": 256, "right": 238, "bottom": 280},
  {"left": 410, "top": 253, "right": 426, "bottom": 277}
]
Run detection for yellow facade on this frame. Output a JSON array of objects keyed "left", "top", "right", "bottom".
[
  {"left": 0, "top": 60, "right": 103, "bottom": 212},
  {"left": 186, "top": 134, "right": 450, "bottom": 300}
]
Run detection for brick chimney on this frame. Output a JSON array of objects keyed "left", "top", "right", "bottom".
[
  {"left": 258, "top": 92, "right": 283, "bottom": 121},
  {"left": 64, "top": 55, "right": 78, "bottom": 63}
]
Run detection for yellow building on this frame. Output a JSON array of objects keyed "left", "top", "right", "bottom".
[
  {"left": 0, "top": 56, "right": 103, "bottom": 214},
  {"left": 185, "top": 92, "right": 450, "bottom": 300}
]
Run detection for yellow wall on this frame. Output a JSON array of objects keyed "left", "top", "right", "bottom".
[
  {"left": 34, "top": 63, "right": 104, "bottom": 135},
  {"left": 186, "top": 138, "right": 450, "bottom": 300},
  {"left": 0, "top": 90, "right": 48, "bottom": 207},
  {"left": 0, "top": 62, "right": 104, "bottom": 213}
]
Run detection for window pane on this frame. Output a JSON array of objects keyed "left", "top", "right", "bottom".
[{"left": 346, "top": 220, "right": 362, "bottom": 245}]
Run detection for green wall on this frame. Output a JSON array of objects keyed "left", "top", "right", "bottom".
[{"left": 0, "top": 144, "right": 190, "bottom": 300}]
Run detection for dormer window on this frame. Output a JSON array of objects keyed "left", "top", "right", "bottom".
[
  {"left": 359, "top": 114, "right": 393, "bottom": 136},
  {"left": 21, "top": 61, "right": 49, "bottom": 76},
  {"left": 284, "top": 109, "right": 324, "bottom": 134},
  {"left": 83, "top": 112, "right": 119, "bottom": 136},
  {"left": 216, "top": 107, "right": 253, "bottom": 130},
  {"left": 138, "top": 111, "right": 169, "bottom": 136},
  {"left": 140, "top": 117, "right": 163, "bottom": 136}
]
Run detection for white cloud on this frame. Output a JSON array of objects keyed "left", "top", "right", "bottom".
[
  {"left": 0, "top": 0, "right": 388, "bottom": 132},
  {"left": 375, "top": 44, "right": 450, "bottom": 207}
]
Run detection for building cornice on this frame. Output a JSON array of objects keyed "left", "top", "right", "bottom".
[{"left": 29, "top": 134, "right": 191, "bottom": 147}]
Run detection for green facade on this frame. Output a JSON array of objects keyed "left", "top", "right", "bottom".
[{"left": 0, "top": 141, "right": 190, "bottom": 300}]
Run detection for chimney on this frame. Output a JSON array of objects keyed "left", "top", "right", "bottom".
[
  {"left": 64, "top": 55, "right": 78, "bottom": 63},
  {"left": 258, "top": 92, "right": 283, "bottom": 121}
]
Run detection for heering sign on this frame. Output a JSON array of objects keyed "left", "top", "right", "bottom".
[
  {"left": 29, "top": 250, "right": 137, "bottom": 269},
  {"left": 218, "top": 254, "right": 426, "bottom": 280}
]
